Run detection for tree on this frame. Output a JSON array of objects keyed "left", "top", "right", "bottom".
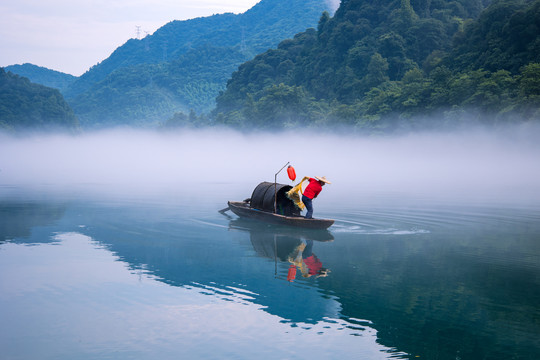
[
  {"left": 519, "top": 62, "right": 540, "bottom": 117},
  {"left": 408, "top": 18, "right": 448, "bottom": 63},
  {"left": 399, "top": 68, "right": 431, "bottom": 113},
  {"left": 364, "top": 53, "right": 390, "bottom": 90},
  {"left": 251, "top": 84, "right": 312, "bottom": 128},
  {"left": 391, "top": 0, "right": 419, "bottom": 33},
  {"left": 519, "top": 63, "right": 540, "bottom": 98},
  {"left": 377, "top": 32, "right": 408, "bottom": 80},
  {"left": 317, "top": 11, "right": 331, "bottom": 42},
  {"left": 0, "top": 68, "right": 78, "bottom": 131}
]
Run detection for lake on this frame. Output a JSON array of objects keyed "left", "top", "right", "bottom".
[
  {"left": 1, "top": 182, "right": 539, "bottom": 360},
  {"left": 1, "top": 129, "right": 539, "bottom": 359}
]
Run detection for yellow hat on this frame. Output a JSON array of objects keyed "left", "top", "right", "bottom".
[{"left": 315, "top": 176, "right": 331, "bottom": 184}]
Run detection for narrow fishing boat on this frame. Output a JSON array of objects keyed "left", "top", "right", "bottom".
[{"left": 224, "top": 181, "right": 334, "bottom": 230}]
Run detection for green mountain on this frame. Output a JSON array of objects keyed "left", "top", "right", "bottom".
[
  {"left": 5, "top": 63, "right": 76, "bottom": 93},
  {"left": 66, "top": 0, "right": 333, "bottom": 127},
  {"left": 0, "top": 68, "right": 79, "bottom": 131},
  {"left": 65, "top": 13, "right": 238, "bottom": 98},
  {"left": 449, "top": 0, "right": 540, "bottom": 73},
  {"left": 213, "top": 0, "right": 540, "bottom": 131}
]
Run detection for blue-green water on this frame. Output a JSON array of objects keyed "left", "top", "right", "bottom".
[{"left": 1, "top": 183, "right": 539, "bottom": 360}]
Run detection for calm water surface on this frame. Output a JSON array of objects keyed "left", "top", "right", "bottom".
[{"left": 1, "top": 184, "right": 539, "bottom": 360}]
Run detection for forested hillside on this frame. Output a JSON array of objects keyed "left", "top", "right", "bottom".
[
  {"left": 67, "top": 0, "right": 332, "bottom": 127},
  {"left": 65, "top": 13, "right": 238, "bottom": 98},
  {"left": 5, "top": 63, "right": 76, "bottom": 93},
  {"left": 213, "top": 0, "right": 540, "bottom": 131},
  {"left": 0, "top": 68, "right": 79, "bottom": 131}
]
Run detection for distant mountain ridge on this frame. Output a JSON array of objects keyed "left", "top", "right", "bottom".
[
  {"left": 5, "top": 63, "right": 76, "bottom": 93},
  {"left": 66, "top": 0, "right": 333, "bottom": 127},
  {"left": 7, "top": 0, "right": 333, "bottom": 128},
  {"left": 65, "top": 13, "right": 239, "bottom": 98}
]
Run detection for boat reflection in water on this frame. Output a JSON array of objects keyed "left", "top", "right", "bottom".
[{"left": 227, "top": 218, "right": 333, "bottom": 283}]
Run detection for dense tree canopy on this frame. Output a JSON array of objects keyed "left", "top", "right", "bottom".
[
  {"left": 449, "top": 0, "right": 540, "bottom": 73},
  {"left": 7, "top": 0, "right": 539, "bottom": 131},
  {"left": 0, "top": 68, "right": 78, "bottom": 131},
  {"left": 212, "top": 0, "right": 540, "bottom": 131}
]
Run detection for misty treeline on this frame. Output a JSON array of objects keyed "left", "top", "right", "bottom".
[
  {"left": 2, "top": 0, "right": 330, "bottom": 130},
  {"left": 0, "top": 69, "right": 78, "bottom": 131},
  {"left": 209, "top": 0, "right": 540, "bottom": 131},
  {"left": 2, "top": 0, "right": 540, "bottom": 132},
  {"left": 52, "top": 0, "right": 331, "bottom": 127}
]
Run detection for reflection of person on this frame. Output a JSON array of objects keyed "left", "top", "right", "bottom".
[
  {"left": 300, "top": 240, "right": 326, "bottom": 277},
  {"left": 288, "top": 239, "right": 329, "bottom": 280},
  {"left": 302, "top": 176, "right": 331, "bottom": 219}
]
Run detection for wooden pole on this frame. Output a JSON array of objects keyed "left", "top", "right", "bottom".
[{"left": 274, "top": 161, "right": 290, "bottom": 213}]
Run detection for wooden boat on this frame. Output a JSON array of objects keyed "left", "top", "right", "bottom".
[
  {"left": 227, "top": 218, "right": 334, "bottom": 242},
  {"left": 223, "top": 181, "right": 334, "bottom": 229},
  {"left": 227, "top": 200, "right": 334, "bottom": 229}
]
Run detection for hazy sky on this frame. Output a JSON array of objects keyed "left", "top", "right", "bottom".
[{"left": 0, "top": 0, "right": 262, "bottom": 76}]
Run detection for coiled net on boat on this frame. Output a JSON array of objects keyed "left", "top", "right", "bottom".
[{"left": 286, "top": 176, "right": 309, "bottom": 210}]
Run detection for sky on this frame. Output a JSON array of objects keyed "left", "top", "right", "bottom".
[{"left": 0, "top": 0, "right": 263, "bottom": 76}]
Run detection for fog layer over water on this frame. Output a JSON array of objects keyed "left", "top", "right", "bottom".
[{"left": 1, "top": 126, "right": 539, "bottom": 204}]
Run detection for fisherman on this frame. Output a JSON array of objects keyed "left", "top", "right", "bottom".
[{"left": 302, "top": 176, "right": 331, "bottom": 219}]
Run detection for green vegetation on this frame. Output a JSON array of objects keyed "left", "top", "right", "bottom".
[
  {"left": 212, "top": 0, "right": 540, "bottom": 131},
  {"left": 0, "top": 68, "right": 79, "bottom": 131},
  {"left": 67, "top": 0, "right": 332, "bottom": 127},
  {"left": 5, "top": 63, "right": 76, "bottom": 93},
  {"left": 65, "top": 13, "right": 239, "bottom": 99},
  {"left": 161, "top": 109, "right": 211, "bottom": 129},
  {"left": 5, "top": 0, "right": 539, "bottom": 131},
  {"left": 72, "top": 46, "right": 250, "bottom": 127}
]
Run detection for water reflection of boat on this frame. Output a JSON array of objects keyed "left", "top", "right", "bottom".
[
  {"left": 225, "top": 182, "right": 334, "bottom": 229},
  {"left": 228, "top": 218, "right": 334, "bottom": 244},
  {"left": 228, "top": 218, "right": 332, "bottom": 280}
]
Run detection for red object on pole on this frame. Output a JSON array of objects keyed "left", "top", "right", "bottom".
[
  {"left": 287, "top": 165, "right": 296, "bottom": 181},
  {"left": 287, "top": 264, "right": 297, "bottom": 282}
]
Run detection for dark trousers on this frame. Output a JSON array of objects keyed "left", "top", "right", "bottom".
[{"left": 302, "top": 195, "right": 313, "bottom": 219}]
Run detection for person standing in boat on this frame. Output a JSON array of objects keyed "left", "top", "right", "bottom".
[{"left": 302, "top": 176, "right": 331, "bottom": 219}]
